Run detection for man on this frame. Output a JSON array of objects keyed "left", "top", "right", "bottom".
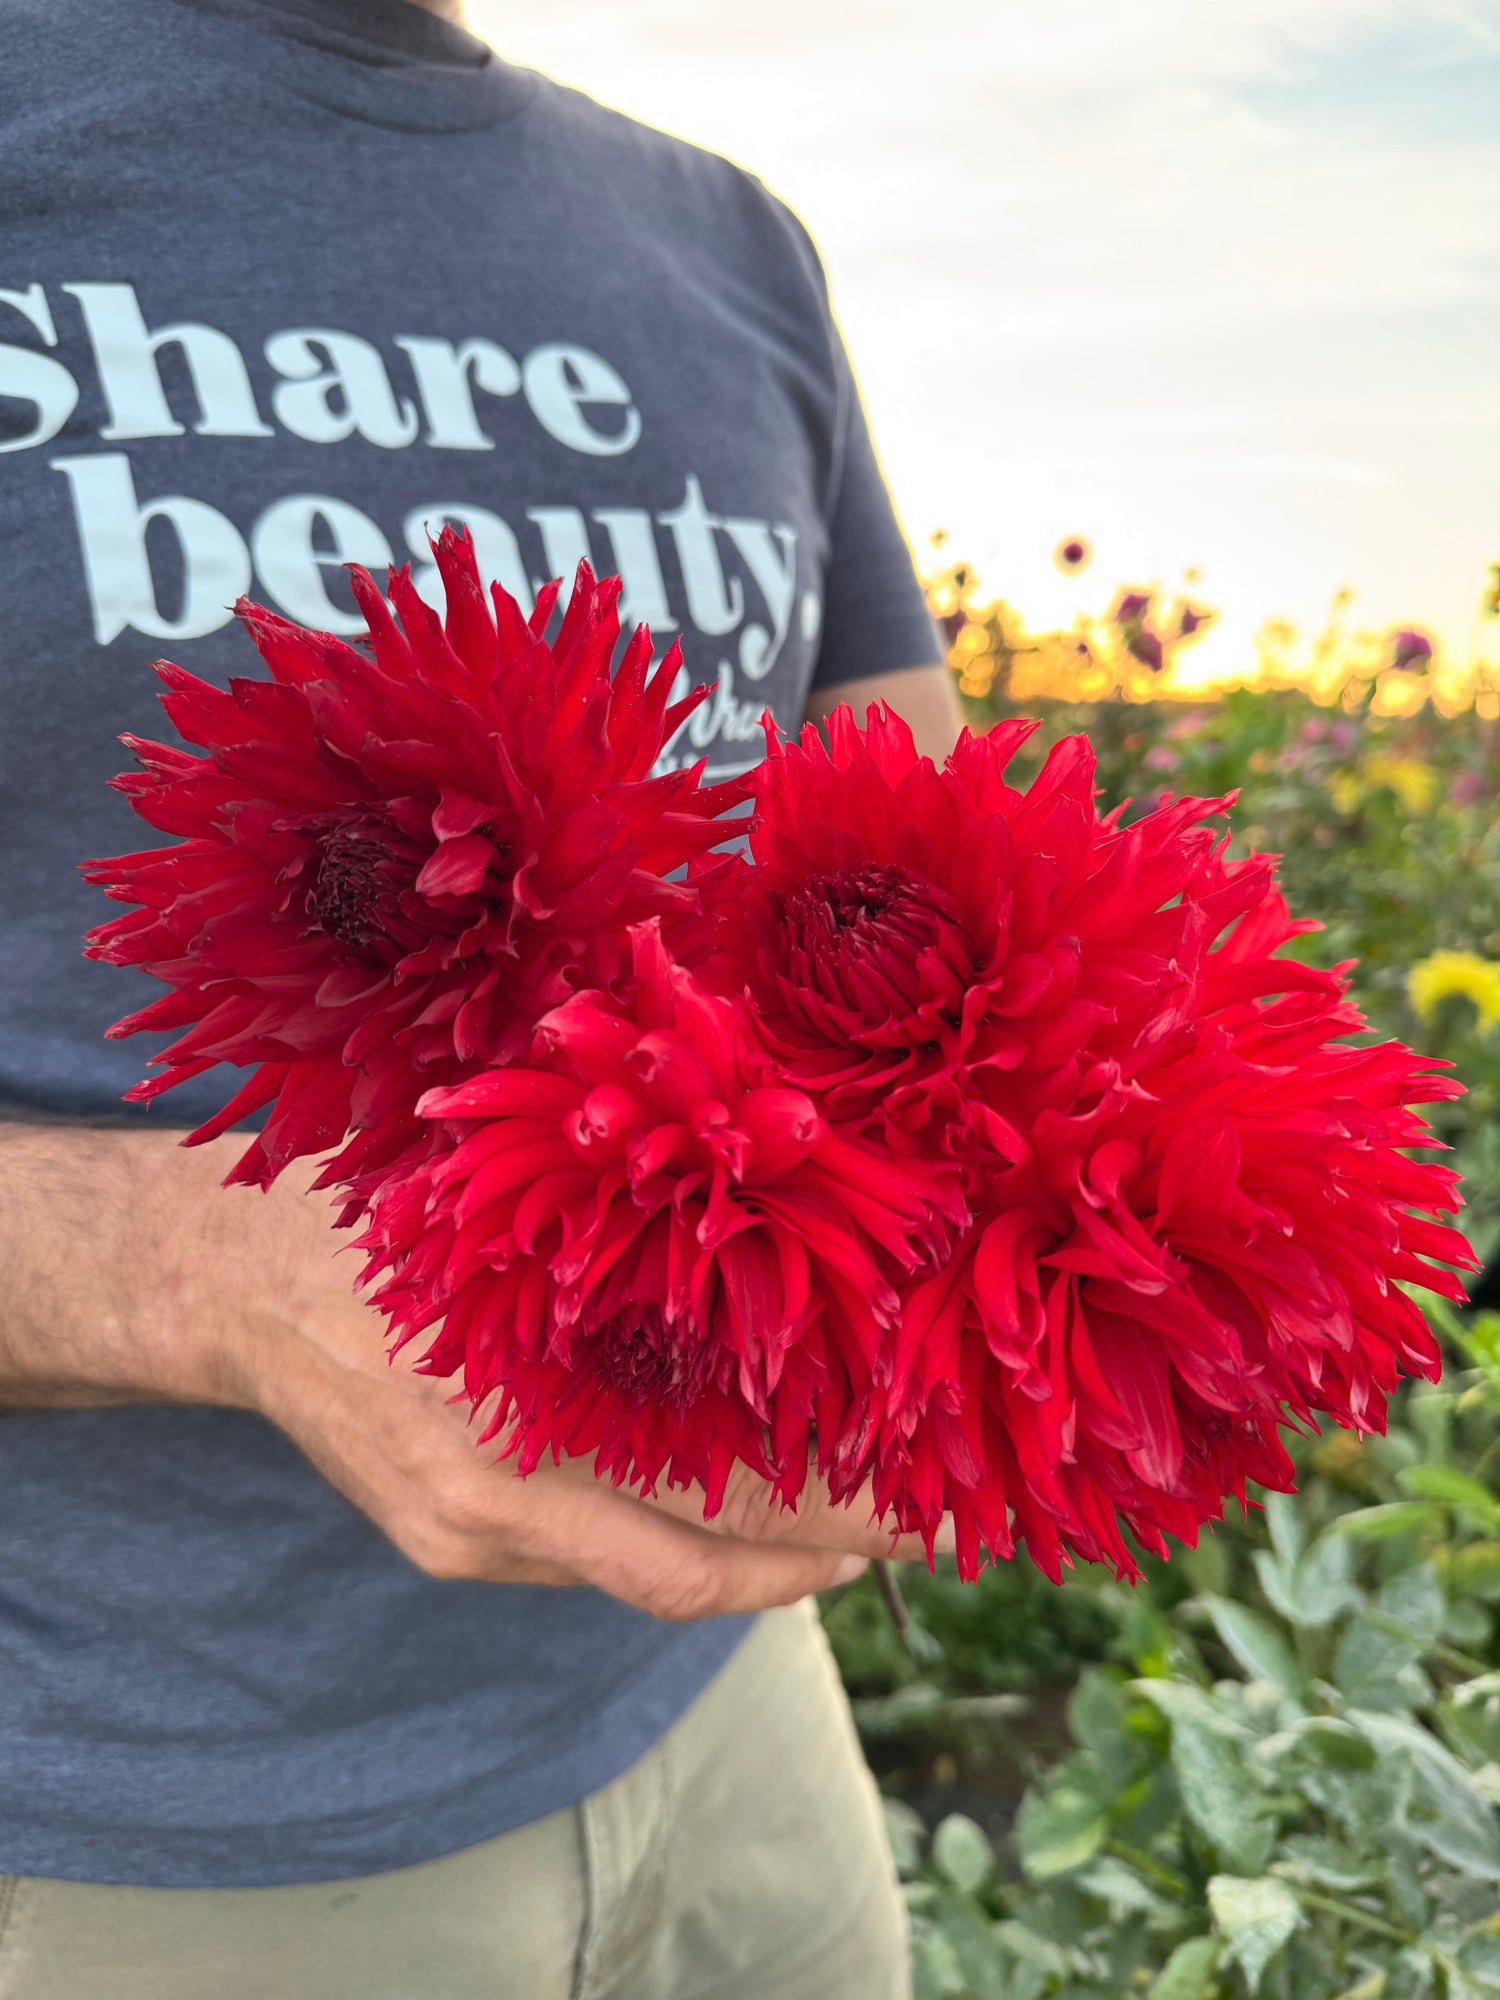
[{"left": 0, "top": 0, "right": 962, "bottom": 1992}]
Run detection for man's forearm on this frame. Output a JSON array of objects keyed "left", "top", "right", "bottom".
[
  {"left": 0, "top": 1118, "right": 323, "bottom": 1409},
  {"left": 806, "top": 660, "right": 962, "bottom": 765},
  {"left": 0, "top": 1123, "right": 936, "bottom": 1613}
]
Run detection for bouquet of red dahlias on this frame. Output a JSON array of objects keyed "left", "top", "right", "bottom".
[{"left": 88, "top": 533, "right": 1478, "bottom": 1581}]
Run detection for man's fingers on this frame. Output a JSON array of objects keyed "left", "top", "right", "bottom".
[
  {"left": 512, "top": 1475, "right": 863, "bottom": 1620},
  {"left": 620, "top": 1461, "right": 950, "bottom": 1564},
  {"left": 642, "top": 1535, "right": 863, "bottom": 1620}
]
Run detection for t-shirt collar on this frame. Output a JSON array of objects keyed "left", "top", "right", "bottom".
[{"left": 161, "top": 0, "right": 535, "bottom": 132}]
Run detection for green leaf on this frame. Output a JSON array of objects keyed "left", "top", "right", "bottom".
[
  {"left": 1069, "top": 1668, "right": 1130, "bottom": 1762},
  {"left": 1378, "top": 1563, "right": 1446, "bottom": 1648},
  {"left": 910, "top": 1919, "right": 968, "bottom": 2000},
  {"left": 1182, "top": 1533, "right": 1232, "bottom": 1597},
  {"left": 1398, "top": 1463, "right": 1500, "bottom": 1526},
  {"left": 1171, "top": 1712, "right": 1274, "bottom": 1874},
  {"left": 931, "top": 1812, "right": 994, "bottom": 1896},
  {"left": 1448, "top": 1543, "right": 1500, "bottom": 1602},
  {"left": 1459, "top": 1309, "right": 1500, "bottom": 1373},
  {"left": 1335, "top": 1617, "right": 1429, "bottom": 1712},
  {"left": 1205, "top": 1596, "right": 1303, "bottom": 1696},
  {"left": 1298, "top": 1532, "right": 1360, "bottom": 1626},
  {"left": 1015, "top": 1783, "right": 1107, "bottom": 1881},
  {"left": 1442, "top": 1961, "right": 1493, "bottom": 2000},
  {"left": 1458, "top": 1935, "right": 1500, "bottom": 1990},
  {"left": 1077, "top": 1856, "right": 1165, "bottom": 1917},
  {"left": 1255, "top": 1532, "right": 1357, "bottom": 1629},
  {"left": 1360, "top": 1712, "right": 1500, "bottom": 1848},
  {"left": 1331, "top": 1501, "right": 1443, "bottom": 1540},
  {"left": 1385, "top": 1830, "right": 1429, "bottom": 1934},
  {"left": 1265, "top": 1491, "right": 1306, "bottom": 1570},
  {"left": 1415, "top": 1814, "right": 1500, "bottom": 1881},
  {"left": 1445, "top": 1598, "right": 1492, "bottom": 1649},
  {"left": 882, "top": 1797, "right": 925, "bottom": 1877},
  {"left": 1254, "top": 1549, "right": 1301, "bottom": 1624},
  {"left": 1333, "top": 1976, "right": 1387, "bottom": 2000},
  {"left": 993, "top": 1919, "right": 1073, "bottom": 1978},
  {"left": 1208, "top": 1874, "right": 1301, "bottom": 1995},
  {"left": 936, "top": 1889, "right": 1013, "bottom": 2000},
  {"left": 1273, "top": 1716, "right": 1379, "bottom": 1770},
  {"left": 1273, "top": 1834, "right": 1381, "bottom": 1891},
  {"left": 1384, "top": 1946, "right": 1438, "bottom": 2000},
  {"left": 1148, "top": 1934, "right": 1221, "bottom": 2000},
  {"left": 1134, "top": 1676, "right": 1248, "bottom": 1736},
  {"left": 1069, "top": 1669, "right": 1143, "bottom": 1794}
]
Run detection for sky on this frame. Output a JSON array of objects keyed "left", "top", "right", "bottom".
[{"left": 468, "top": 0, "right": 1500, "bottom": 684}]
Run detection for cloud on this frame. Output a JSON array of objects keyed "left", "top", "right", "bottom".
[{"left": 469, "top": 0, "right": 1500, "bottom": 664}]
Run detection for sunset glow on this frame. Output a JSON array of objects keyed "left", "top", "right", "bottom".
[{"left": 469, "top": 0, "right": 1499, "bottom": 685}]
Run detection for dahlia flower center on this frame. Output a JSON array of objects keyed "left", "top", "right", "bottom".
[
  {"left": 782, "top": 863, "right": 971, "bottom": 1023},
  {"left": 306, "top": 817, "right": 414, "bottom": 953},
  {"left": 590, "top": 1304, "right": 709, "bottom": 1415}
]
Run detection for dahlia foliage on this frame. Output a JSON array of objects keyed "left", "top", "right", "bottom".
[{"left": 89, "top": 549, "right": 1479, "bottom": 1581}]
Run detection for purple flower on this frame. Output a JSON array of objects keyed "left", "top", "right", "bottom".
[
  {"left": 1391, "top": 628, "right": 1433, "bottom": 672},
  {"left": 1126, "top": 628, "right": 1165, "bottom": 672},
  {"left": 1114, "top": 590, "right": 1151, "bottom": 624},
  {"left": 1449, "top": 770, "right": 1487, "bottom": 808},
  {"left": 1178, "top": 605, "right": 1210, "bottom": 639},
  {"left": 1055, "top": 536, "right": 1090, "bottom": 571}
]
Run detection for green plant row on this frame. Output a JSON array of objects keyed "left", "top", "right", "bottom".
[{"left": 823, "top": 648, "right": 1500, "bottom": 1996}]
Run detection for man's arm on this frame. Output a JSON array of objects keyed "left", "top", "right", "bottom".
[
  {"left": 0, "top": 1116, "right": 268, "bottom": 1410},
  {"left": 0, "top": 1119, "right": 937, "bottom": 1617},
  {"left": 806, "top": 660, "right": 963, "bottom": 764}
]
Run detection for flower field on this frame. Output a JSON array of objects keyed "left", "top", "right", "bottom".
[{"left": 833, "top": 566, "right": 1500, "bottom": 2000}]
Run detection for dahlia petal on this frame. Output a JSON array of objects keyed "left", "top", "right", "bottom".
[{"left": 414, "top": 833, "right": 497, "bottom": 899}]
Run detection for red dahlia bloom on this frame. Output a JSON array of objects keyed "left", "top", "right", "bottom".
[
  {"left": 712, "top": 705, "right": 1477, "bottom": 1579},
  {"left": 84, "top": 530, "right": 742, "bottom": 1197},
  {"left": 359, "top": 922, "right": 967, "bottom": 1510},
  {"left": 703, "top": 707, "right": 1025, "bottom": 1131}
]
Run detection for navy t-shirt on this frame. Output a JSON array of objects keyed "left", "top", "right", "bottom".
[{"left": 0, "top": 0, "right": 941, "bottom": 1885}]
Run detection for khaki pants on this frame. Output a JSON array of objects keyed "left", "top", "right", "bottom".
[{"left": 0, "top": 1601, "right": 908, "bottom": 2000}]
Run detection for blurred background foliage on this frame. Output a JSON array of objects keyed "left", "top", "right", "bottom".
[{"left": 831, "top": 547, "right": 1500, "bottom": 2000}]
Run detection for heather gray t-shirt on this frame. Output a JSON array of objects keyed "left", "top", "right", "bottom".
[{"left": 0, "top": 0, "right": 940, "bottom": 1887}]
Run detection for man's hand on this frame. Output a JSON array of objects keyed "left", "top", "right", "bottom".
[{"left": 0, "top": 1120, "right": 937, "bottom": 1621}]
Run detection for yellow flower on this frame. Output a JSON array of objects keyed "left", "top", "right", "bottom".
[
  {"left": 1363, "top": 755, "right": 1439, "bottom": 814},
  {"left": 1407, "top": 949, "right": 1500, "bottom": 1034},
  {"left": 1328, "top": 771, "right": 1363, "bottom": 816}
]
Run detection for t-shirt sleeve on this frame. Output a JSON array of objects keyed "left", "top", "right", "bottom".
[{"left": 811, "top": 348, "right": 945, "bottom": 690}]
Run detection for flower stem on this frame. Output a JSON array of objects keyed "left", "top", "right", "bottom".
[
  {"left": 1106, "top": 1838, "right": 1191, "bottom": 1898},
  {"left": 1286, "top": 1884, "right": 1414, "bottom": 1946},
  {"left": 874, "top": 1558, "right": 911, "bottom": 1643}
]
